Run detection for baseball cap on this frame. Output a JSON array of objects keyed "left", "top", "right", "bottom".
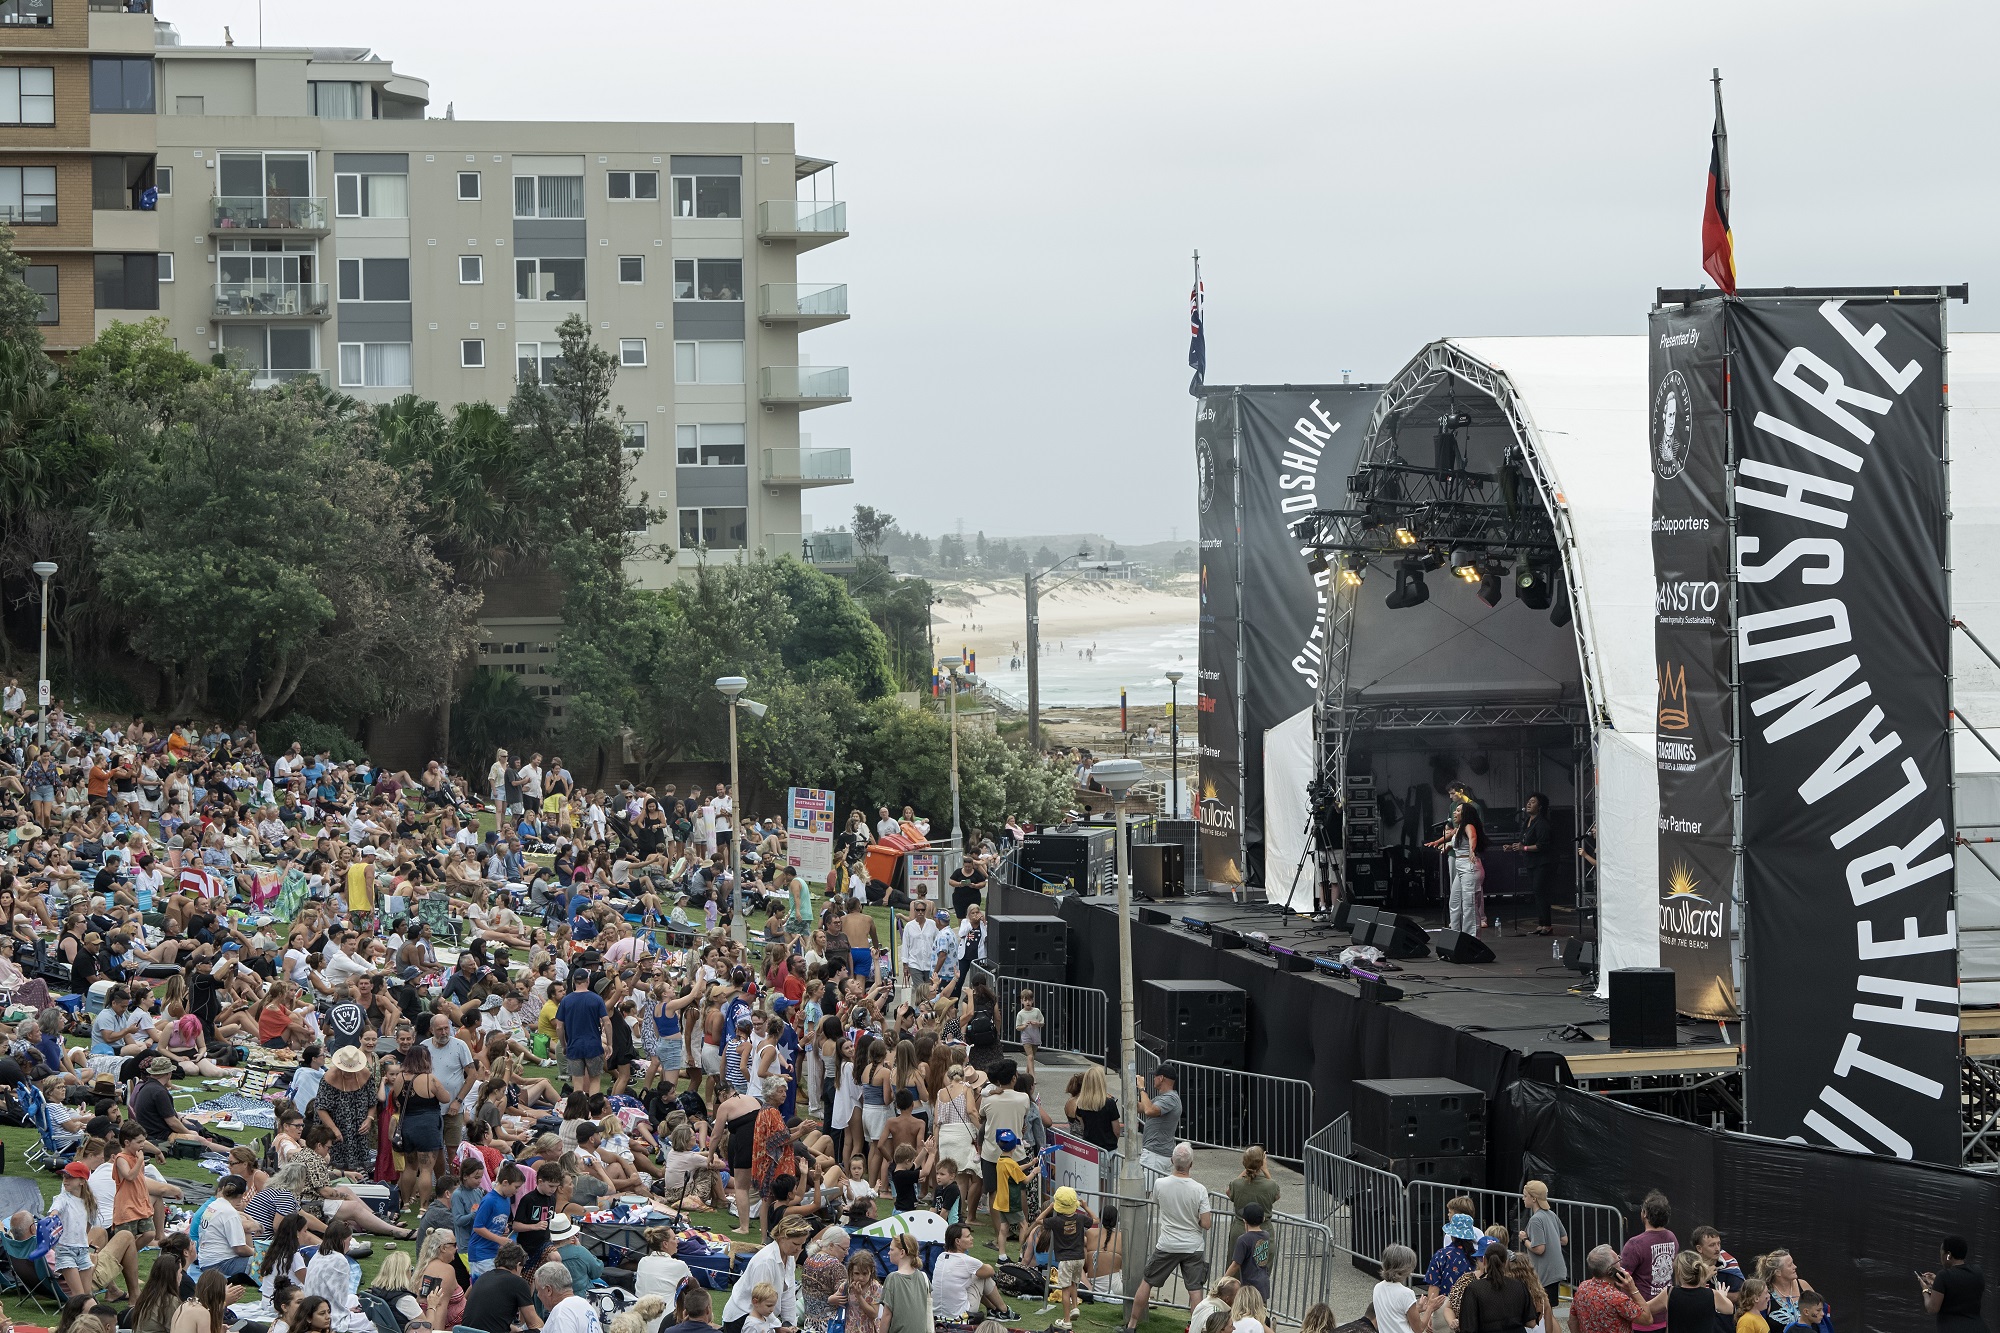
[
  {"left": 61, "top": 1162, "right": 89, "bottom": 1179},
  {"left": 772, "top": 998, "right": 793, "bottom": 1014},
  {"left": 994, "top": 1129, "right": 1019, "bottom": 1150}
]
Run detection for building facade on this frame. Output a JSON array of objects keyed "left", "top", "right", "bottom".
[{"left": 3, "top": 0, "right": 857, "bottom": 728}]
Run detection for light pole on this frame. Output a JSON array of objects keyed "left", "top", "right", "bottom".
[
  {"left": 1024, "top": 548, "right": 1090, "bottom": 751},
  {"left": 1091, "top": 754, "right": 1146, "bottom": 1305},
  {"left": 940, "top": 656, "right": 965, "bottom": 880},
  {"left": 32, "top": 561, "right": 55, "bottom": 750},
  {"left": 714, "top": 676, "right": 767, "bottom": 945},
  {"left": 1164, "top": 669, "right": 1183, "bottom": 820}
]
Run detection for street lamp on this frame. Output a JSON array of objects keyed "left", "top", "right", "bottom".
[
  {"left": 1024, "top": 547, "right": 1090, "bottom": 750},
  {"left": 715, "top": 676, "right": 767, "bottom": 945},
  {"left": 1164, "top": 669, "right": 1184, "bottom": 820},
  {"left": 31, "top": 561, "right": 55, "bottom": 750},
  {"left": 940, "top": 656, "right": 965, "bottom": 880},
  {"left": 1092, "top": 754, "right": 1146, "bottom": 1308}
]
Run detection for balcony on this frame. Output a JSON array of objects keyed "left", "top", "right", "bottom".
[
  {"left": 757, "top": 200, "right": 847, "bottom": 252},
  {"left": 758, "top": 283, "right": 848, "bottom": 330},
  {"left": 247, "top": 368, "right": 328, "bottom": 390},
  {"left": 763, "top": 531, "right": 857, "bottom": 571},
  {"left": 762, "top": 446, "right": 853, "bottom": 489},
  {"left": 210, "top": 196, "right": 329, "bottom": 236},
  {"left": 89, "top": 1, "right": 154, "bottom": 10},
  {"left": 758, "top": 365, "right": 850, "bottom": 409},
  {"left": 213, "top": 282, "right": 330, "bottom": 320}
]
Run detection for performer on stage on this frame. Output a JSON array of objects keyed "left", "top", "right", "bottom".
[
  {"left": 1506, "top": 793, "right": 1558, "bottom": 936},
  {"left": 1427, "top": 803, "right": 1485, "bottom": 937}
]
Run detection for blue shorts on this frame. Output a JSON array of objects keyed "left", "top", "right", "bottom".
[
  {"left": 851, "top": 947, "right": 873, "bottom": 980},
  {"left": 52, "top": 1243, "right": 91, "bottom": 1275}
]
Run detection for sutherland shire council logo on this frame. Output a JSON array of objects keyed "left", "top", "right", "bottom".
[
  {"left": 1196, "top": 438, "right": 1217, "bottom": 514},
  {"left": 1653, "top": 370, "right": 1693, "bottom": 481}
]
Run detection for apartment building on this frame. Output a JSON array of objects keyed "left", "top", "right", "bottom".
[{"left": 2, "top": 0, "right": 857, "bottom": 727}]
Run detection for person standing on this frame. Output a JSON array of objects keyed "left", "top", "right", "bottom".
[
  {"left": 426, "top": 1013, "right": 477, "bottom": 1157},
  {"left": 1922, "top": 1236, "right": 1989, "bottom": 1333},
  {"left": 1569, "top": 1246, "right": 1648, "bottom": 1333},
  {"left": 1426, "top": 804, "right": 1486, "bottom": 938},
  {"left": 1135, "top": 1067, "right": 1184, "bottom": 1175},
  {"left": 1225, "top": 1146, "right": 1281, "bottom": 1248},
  {"left": 878, "top": 1233, "right": 932, "bottom": 1333},
  {"left": 1506, "top": 794, "right": 1559, "bottom": 935},
  {"left": 1123, "top": 1143, "right": 1211, "bottom": 1333},
  {"left": 720, "top": 1217, "right": 813, "bottom": 1333},
  {"left": 1621, "top": 1193, "right": 1679, "bottom": 1333},
  {"left": 555, "top": 971, "right": 609, "bottom": 1096},
  {"left": 1517, "top": 1180, "right": 1568, "bottom": 1310}
]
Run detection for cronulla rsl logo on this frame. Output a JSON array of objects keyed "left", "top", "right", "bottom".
[
  {"left": 1653, "top": 369, "right": 1693, "bottom": 481},
  {"left": 1661, "top": 859, "right": 1724, "bottom": 943}
]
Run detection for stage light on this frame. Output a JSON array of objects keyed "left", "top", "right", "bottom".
[
  {"left": 1394, "top": 527, "right": 1418, "bottom": 547},
  {"left": 1306, "top": 551, "right": 1330, "bottom": 578},
  {"left": 1516, "top": 562, "right": 1552, "bottom": 610},
  {"left": 1384, "top": 557, "right": 1430, "bottom": 610},
  {"left": 1338, "top": 554, "right": 1365, "bottom": 588},
  {"left": 1450, "top": 548, "right": 1478, "bottom": 582},
  {"left": 1550, "top": 564, "right": 1573, "bottom": 627}
]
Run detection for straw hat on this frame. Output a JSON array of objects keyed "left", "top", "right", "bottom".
[{"left": 329, "top": 1045, "right": 370, "bottom": 1074}]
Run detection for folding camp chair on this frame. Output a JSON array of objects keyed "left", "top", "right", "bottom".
[
  {"left": 0, "top": 1214, "right": 65, "bottom": 1316},
  {"left": 17, "top": 1082, "right": 79, "bottom": 1173}
]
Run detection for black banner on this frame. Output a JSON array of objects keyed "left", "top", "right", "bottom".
[
  {"left": 1234, "top": 388, "right": 1378, "bottom": 885},
  {"left": 1734, "top": 296, "right": 1956, "bottom": 1163},
  {"left": 1196, "top": 392, "right": 1243, "bottom": 885},
  {"left": 1650, "top": 302, "right": 1736, "bottom": 1018}
]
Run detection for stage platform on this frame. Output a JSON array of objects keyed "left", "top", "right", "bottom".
[{"left": 1049, "top": 888, "right": 1740, "bottom": 1083}]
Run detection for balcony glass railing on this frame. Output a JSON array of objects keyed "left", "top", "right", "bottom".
[
  {"left": 89, "top": 0, "right": 153, "bottom": 11},
  {"left": 763, "top": 532, "right": 857, "bottom": 566},
  {"left": 763, "top": 447, "right": 853, "bottom": 483},
  {"left": 248, "top": 367, "right": 328, "bottom": 389},
  {"left": 211, "top": 196, "right": 327, "bottom": 232},
  {"left": 758, "top": 200, "right": 846, "bottom": 237},
  {"left": 759, "top": 366, "right": 850, "bottom": 402},
  {"left": 214, "top": 282, "right": 329, "bottom": 318},
  {"left": 759, "top": 283, "right": 848, "bottom": 321}
]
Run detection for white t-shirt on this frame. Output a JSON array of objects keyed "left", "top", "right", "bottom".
[
  {"left": 931, "top": 1251, "right": 986, "bottom": 1319},
  {"left": 284, "top": 948, "right": 316, "bottom": 988},
  {"left": 48, "top": 1188, "right": 88, "bottom": 1251},
  {"left": 196, "top": 1196, "right": 247, "bottom": 1266},
  {"left": 1374, "top": 1280, "right": 1418, "bottom": 1333},
  {"left": 1152, "top": 1174, "right": 1210, "bottom": 1253},
  {"left": 88, "top": 1162, "right": 117, "bottom": 1228},
  {"left": 541, "top": 1295, "right": 603, "bottom": 1333}
]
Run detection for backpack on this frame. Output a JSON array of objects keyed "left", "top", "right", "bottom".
[
  {"left": 963, "top": 1008, "right": 998, "bottom": 1047},
  {"left": 994, "top": 1262, "right": 1045, "bottom": 1297}
]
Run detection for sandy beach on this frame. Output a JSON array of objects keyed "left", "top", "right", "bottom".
[{"left": 930, "top": 574, "right": 1197, "bottom": 705}]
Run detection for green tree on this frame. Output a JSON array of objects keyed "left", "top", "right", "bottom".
[
  {"left": 0, "top": 221, "right": 48, "bottom": 348},
  {"left": 449, "top": 667, "right": 549, "bottom": 770},
  {"left": 849, "top": 698, "right": 1072, "bottom": 833},
  {"left": 767, "top": 558, "right": 895, "bottom": 701},
  {"left": 852, "top": 505, "right": 893, "bottom": 558}
]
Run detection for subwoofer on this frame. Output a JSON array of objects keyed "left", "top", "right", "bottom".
[
  {"left": 1608, "top": 967, "right": 1677, "bottom": 1048},
  {"left": 1434, "top": 929, "right": 1496, "bottom": 965},
  {"left": 1360, "top": 911, "right": 1430, "bottom": 959}
]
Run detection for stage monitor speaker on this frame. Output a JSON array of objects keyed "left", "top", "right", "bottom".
[
  {"left": 1361, "top": 912, "right": 1430, "bottom": 959},
  {"left": 1137, "top": 907, "right": 1171, "bottom": 927},
  {"left": 1562, "top": 938, "right": 1598, "bottom": 973},
  {"left": 1356, "top": 975, "right": 1404, "bottom": 1003},
  {"left": 986, "top": 915, "right": 1069, "bottom": 972},
  {"left": 1211, "top": 925, "right": 1245, "bottom": 951},
  {"left": 1434, "top": 929, "right": 1496, "bottom": 965},
  {"left": 1140, "top": 979, "right": 1245, "bottom": 1043},
  {"left": 1347, "top": 904, "right": 1380, "bottom": 941},
  {"left": 1131, "top": 843, "right": 1187, "bottom": 899},
  {"left": 1332, "top": 899, "right": 1356, "bottom": 932},
  {"left": 1352, "top": 1078, "right": 1487, "bottom": 1157},
  {"left": 1608, "top": 967, "right": 1677, "bottom": 1048}
]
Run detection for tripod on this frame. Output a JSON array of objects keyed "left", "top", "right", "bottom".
[{"left": 1280, "top": 787, "right": 1342, "bottom": 919}]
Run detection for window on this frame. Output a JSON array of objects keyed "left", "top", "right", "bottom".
[
  {"left": 0, "top": 1, "right": 55, "bottom": 28},
  {"left": 22, "top": 265, "right": 55, "bottom": 324},
  {"left": 607, "top": 171, "right": 658, "bottom": 201},
  {"left": 672, "top": 258, "right": 742, "bottom": 301},
  {"left": 336, "top": 257, "right": 410, "bottom": 302},
  {"left": 217, "top": 152, "right": 310, "bottom": 202},
  {"left": 457, "top": 171, "right": 480, "bottom": 201},
  {"left": 337, "top": 342, "right": 412, "bottom": 388},
  {"left": 461, "top": 339, "right": 485, "bottom": 368},
  {"left": 514, "top": 256, "right": 585, "bottom": 302},
  {"left": 0, "top": 166, "right": 55, "bottom": 225},
  {"left": 671, "top": 174, "right": 740, "bottom": 220},
  {"left": 92, "top": 154, "right": 153, "bottom": 211},
  {"left": 673, "top": 340, "right": 744, "bottom": 385},
  {"left": 334, "top": 172, "right": 408, "bottom": 218},
  {"left": 618, "top": 256, "right": 644, "bottom": 284},
  {"left": 458, "top": 255, "right": 483, "bottom": 284},
  {"left": 677, "top": 507, "right": 748, "bottom": 550},
  {"left": 515, "top": 341, "right": 560, "bottom": 384},
  {"left": 621, "top": 421, "right": 647, "bottom": 451},
  {"left": 157, "top": 252, "right": 173, "bottom": 282},
  {"left": 94, "top": 253, "right": 158, "bottom": 310},
  {"left": 309, "top": 81, "right": 363, "bottom": 120},
  {"left": 218, "top": 238, "right": 316, "bottom": 289},
  {"left": 154, "top": 165, "right": 172, "bottom": 196},
  {"left": 619, "top": 338, "right": 646, "bottom": 367},
  {"left": 512, "top": 174, "right": 582, "bottom": 219},
  {"left": 89, "top": 57, "right": 154, "bottom": 114},
  {"left": 221, "top": 324, "right": 316, "bottom": 375},
  {"left": 674, "top": 422, "right": 746, "bottom": 466},
  {"left": 0, "top": 67, "right": 55, "bottom": 125}
]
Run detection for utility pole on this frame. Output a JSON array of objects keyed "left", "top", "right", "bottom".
[{"left": 1025, "top": 568, "right": 1040, "bottom": 750}]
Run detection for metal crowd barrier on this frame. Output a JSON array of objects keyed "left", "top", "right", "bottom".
[
  {"left": 1133, "top": 1043, "right": 1316, "bottom": 1165},
  {"left": 1405, "top": 1179, "right": 1625, "bottom": 1294},
  {"left": 1097, "top": 1186, "right": 1334, "bottom": 1327},
  {"left": 1302, "top": 1117, "right": 1409, "bottom": 1273},
  {"left": 969, "top": 961, "right": 1111, "bottom": 1061}
]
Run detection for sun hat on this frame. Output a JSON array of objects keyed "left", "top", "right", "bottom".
[
  {"left": 330, "top": 1045, "right": 370, "bottom": 1074},
  {"left": 1443, "top": 1213, "right": 1481, "bottom": 1242},
  {"left": 145, "top": 1057, "right": 175, "bottom": 1078},
  {"left": 548, "top": 1212, "right": 578, "bottom": 1241},
  {"left": 1053, "top": 1186, "right": 1080, "bottom": 1215}
]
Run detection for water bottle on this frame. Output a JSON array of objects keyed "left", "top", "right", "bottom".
[{"left": 1552, "top": 940, "right": 1561, "bottom": 961}]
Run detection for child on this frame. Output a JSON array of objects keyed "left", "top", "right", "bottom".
[
  {"left": 467, "top": 1163, "right": 524, "bottom": 1277},
  {"left": 1024, "top": 1185, "right": 1097, "bottom": 1333},
  {"left": 1225, "top": 1202, "right": 1272, "bottom": 1301},
  {"left": 989, "top": 1128, "right": 1030, "bottom": 1263},
  {"left": 1784, "top": 1291, "right": 1830, "bottom": 1333},
  {"left": 1015, "top": 989, "right": 1044, "bottom": 1078},
  {"left": 890, "top": 1143, "right": 920, "bottom": 1214},
  {"left": 929, "top": 1157, "right": 962, "bottom": 1223},
  {"left": 742, "top": 1281, "right": 782, "bottom": 1333},
  {"left": 49, "top": 1161, "right": 96, "bottom": 1297},
  {"left": 877, "top": 1090, "right": 925, "bottom": 1191}
]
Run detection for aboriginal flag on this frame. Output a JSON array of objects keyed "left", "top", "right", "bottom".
[{"left": 1701, "top": 71, "right": 1735, "bottom": 294}]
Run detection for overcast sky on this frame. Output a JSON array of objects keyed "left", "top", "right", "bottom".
[{"left": 164, "top": 0, "right": 2000, "bottom": 544}]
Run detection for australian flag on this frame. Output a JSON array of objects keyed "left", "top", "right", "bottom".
[{"left": 1187, "top": 266, "right": 1206, "bottom": 395}]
